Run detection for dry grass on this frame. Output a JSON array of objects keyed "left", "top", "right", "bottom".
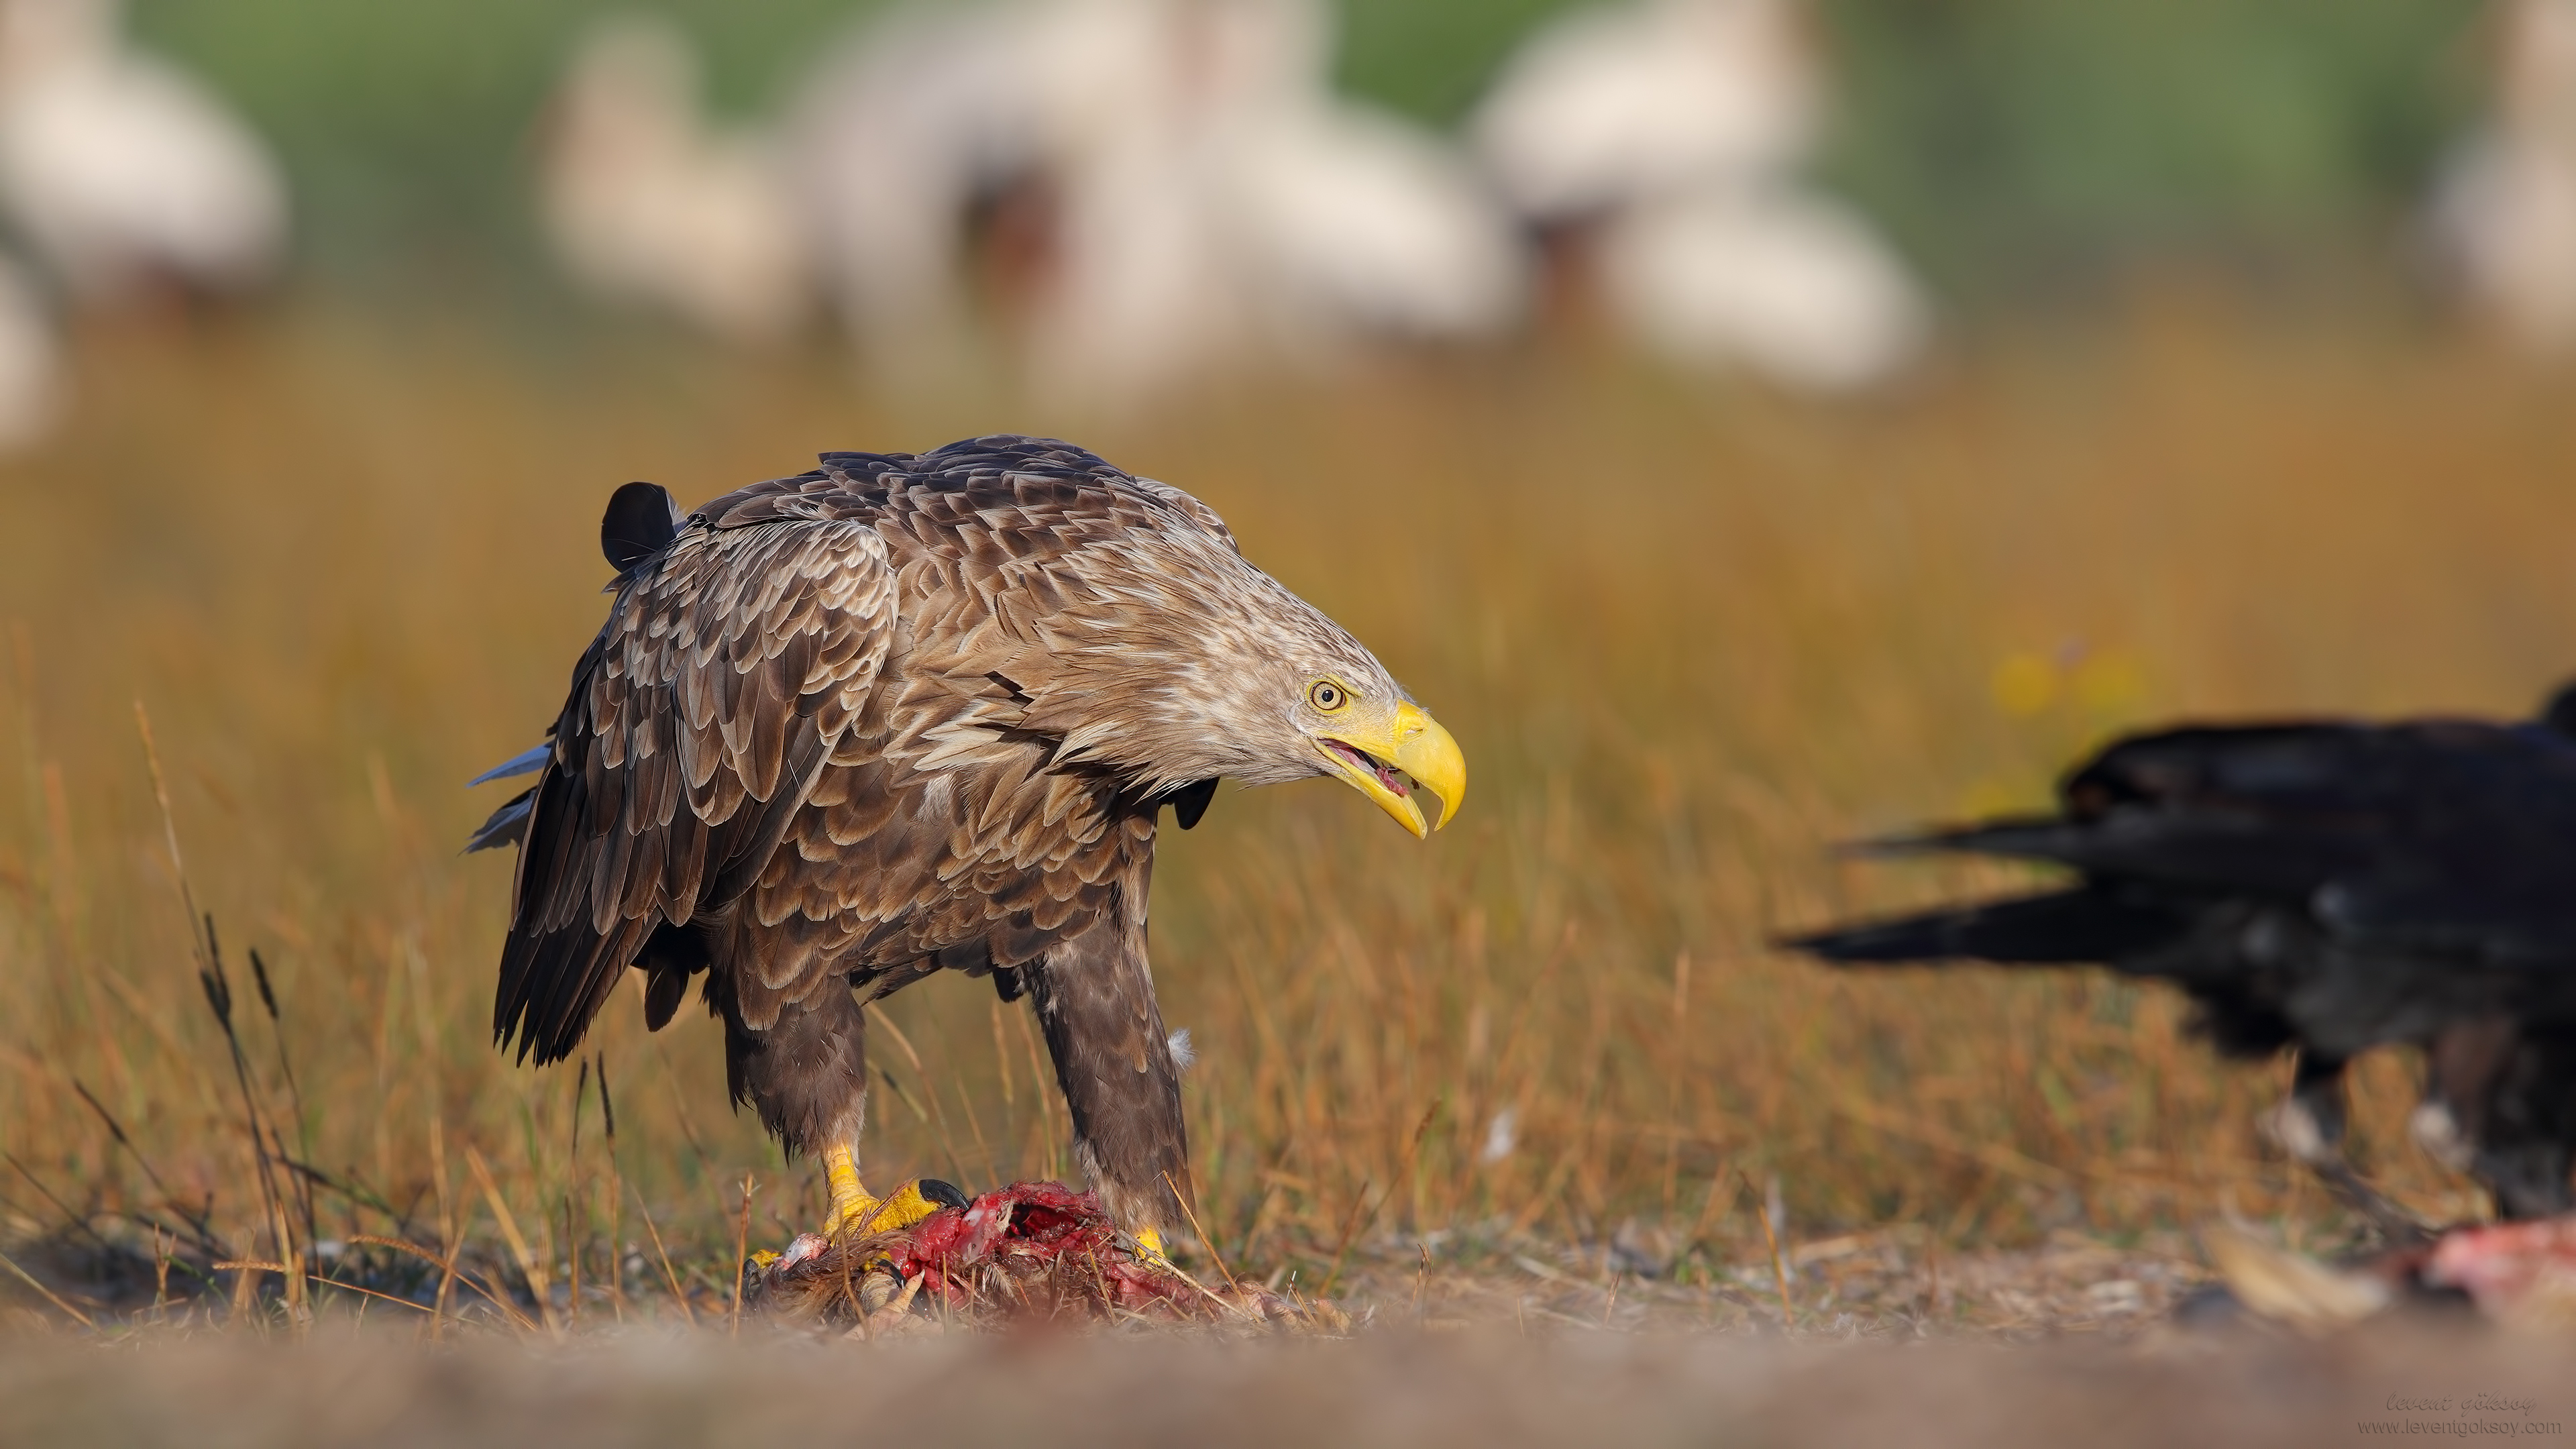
[{"left": 1, "top": 297, "right": 2572, "bottom": 1335}]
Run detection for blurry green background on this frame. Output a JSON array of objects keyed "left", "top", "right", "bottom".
[{"left": 130, "top": 0, "right": 2482, "bottom": 309}]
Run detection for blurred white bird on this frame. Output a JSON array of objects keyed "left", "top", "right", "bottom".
[
  {"left": 0, "top": 0, "right": 286, "bottom": 305},
  {"left": 1600, "top": 182, "right": 1927, "bottom": 391},
  {"left": 1033, "top": 0, "right": 1523, "bottom": 405},
  {"left": 793, "top": 0, "right": 1521, "bottom": 405},
  {"left": 1472, "top": 0, "right": 1818, "bottom": 224},
  {"left": 1223, "top": 66, "right": 1527, "bottom": 345},
  {"left": 1472, "top": 0, "right": 1927, "bottom": 392},
  {"left": 542, "top": 15, "right": 812, "bottom": 345},
  {"left": 1002, "top": 0, "right": 1244, "bottom": 401},
  {"left": 785, "top": 2, "right": 1048, "bottom": 368},
  {"left": 2431, "top": 0, "right": 2576, "bottom": 354}
]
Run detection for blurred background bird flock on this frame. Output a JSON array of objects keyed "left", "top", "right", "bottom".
[{"left": 14, "top": 0, "right": 2576, "bottom": 1399}]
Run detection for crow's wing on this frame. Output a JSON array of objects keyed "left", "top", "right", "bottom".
[{"left": 1888, "top": 722, "right": 2576, "bottom": 960}]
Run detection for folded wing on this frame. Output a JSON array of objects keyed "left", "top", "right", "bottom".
[{"left": 494, "top": 515, "right": 896, "bottom": 1063}]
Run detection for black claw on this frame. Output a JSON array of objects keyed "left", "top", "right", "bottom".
[{"left": 919, "top": 1178, "right": 971, "bottom": 1212}]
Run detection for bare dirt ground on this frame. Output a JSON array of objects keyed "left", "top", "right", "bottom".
[
  {"left": 1, "top": 1314, "right": 2565, "bottom": 1449},
  {"left": 19, "top": 1215, "right": 2504, "bottom": 1449}
]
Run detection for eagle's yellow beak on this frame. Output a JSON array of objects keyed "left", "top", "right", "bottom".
[{"left": 1317, "top": 701, "right": 1465, "bottom": 839}]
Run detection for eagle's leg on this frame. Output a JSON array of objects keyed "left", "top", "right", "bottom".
[
  {"left": 2255, "top": 1051, "right": 2407, "bottom": 1238},
  {"left": 2261, "top": 1050, "right": 2349, "bottom": 1167},
  {"left": 2268, "top": 1051, "right": 2430, "bottom": 1244},
  {"left": 720, "top": 975, "right": 957, "bottom": 1240},
  {"left": 2413, "top": 1017, "right": 2517, "bottom": 1177},
  {"left": 2427, "top": 1018, "right": 2576, "bottom": 1220},
  {"left": 1024, "top": 918, "right": 1194, "bottom": 1260}
]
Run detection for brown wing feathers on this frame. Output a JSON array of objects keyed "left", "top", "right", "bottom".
[{"left": 496, "top": 517, "right": 894, "bottom": 1064}]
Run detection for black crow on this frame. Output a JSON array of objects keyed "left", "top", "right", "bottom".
[{"left": 1784, "top": 684, "right": 2576, "bottom": 1220}]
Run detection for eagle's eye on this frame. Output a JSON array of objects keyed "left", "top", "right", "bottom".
[{"left": 1308, "top": 680, "right": 1348, "bottom": 712}]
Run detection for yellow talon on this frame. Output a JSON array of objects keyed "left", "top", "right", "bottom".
[
  {"left": 748, "top": 1249, "right": 782, "bottom": 1269},
  {"left": 1133, "top": 1227, "right": 1173, "bottom": 1267},
  {"left": 834, "top": 1179, "right": 960, "bottom": 1236},
  {"left": 822, "top": 1144, "right": 967, "bottom": 1239}
]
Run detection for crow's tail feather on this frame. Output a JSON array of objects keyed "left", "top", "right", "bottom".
[{"left": 1779, "top": 888, "right": 2193, "bottom": 966}]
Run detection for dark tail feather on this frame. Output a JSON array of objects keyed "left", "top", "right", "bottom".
[
  {"left": 602, "top": 482, "right": 685, "bottom": 574},
  {"left": 1843, "top": 815, "right": 2090, "bottom": 866},
  {"left": 1780, "top": 888, "right": 2193, "bottom": 965},
  {"left": 464, "top": 788, "right": 535, "bottom": 853}
]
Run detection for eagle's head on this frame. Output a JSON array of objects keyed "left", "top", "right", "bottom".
[
  {"left": 1218, "top": 622, "right": 1466, "bottom": 839},
  {"left": 1017, "top": 498, "right": 1466, "bottom": 838},
  {"left": 1164, "top": 606, "right": 1463, "bottom": 835}
]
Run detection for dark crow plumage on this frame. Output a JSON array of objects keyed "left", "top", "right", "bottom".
[
  {"left": 1784, "top": 684, "right": 2576, "bottom": 1218},
  {"left": 470, "top": 437, "right": 1465, "bottom": 1250}
]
